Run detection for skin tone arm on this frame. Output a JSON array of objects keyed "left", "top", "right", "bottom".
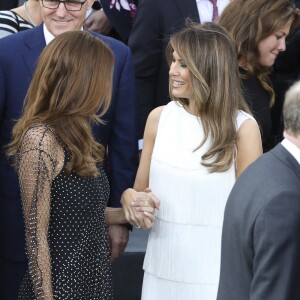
[
  {"left": 107, "top": 225, "right": 128, "bottom": 262},
  {"left": 121, "top": 106, "right": 163, "bottom": 228},
  {"left": 105, "top": 205, "right": 155, "bottom": 225},
  {"left": 236, "top": 119, "right": 263, "bottom": 177},
  {"left": 105, "top": 208, "right": 127, "bottom": 225},
  {"left": 106, "top": 197, "right": 156, "bottom": 262},
  {"left": 107, "top": 194, "right": 157, "bottom": 261}
]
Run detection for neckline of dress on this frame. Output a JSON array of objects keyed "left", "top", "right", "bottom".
[{"left": 175, "top": 101, "right": 198, "bottom": 119}]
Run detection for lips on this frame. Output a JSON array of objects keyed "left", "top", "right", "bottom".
[{"left": 52, "top": 19, "right": 72, "bottom": 24}]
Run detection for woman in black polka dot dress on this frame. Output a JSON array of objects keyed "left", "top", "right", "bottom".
[{"left": 7, "top": 31, "right": 155, "bottom": 300}]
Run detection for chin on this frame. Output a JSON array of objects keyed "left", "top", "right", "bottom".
[
  {"left": 261, "top": 61, "right": 275, "bottom": 68},
  {"left": 268, "top": 61, "right": 276, "bottom": 67}
]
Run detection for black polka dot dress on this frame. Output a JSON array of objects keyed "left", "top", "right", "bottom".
[{"left": 17, "top": 124, "right": 113, "bottom": 299}]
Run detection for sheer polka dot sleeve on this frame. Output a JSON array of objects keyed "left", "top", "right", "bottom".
[{"left": 18, "top": 125, "right": 60, "bottom": 300}]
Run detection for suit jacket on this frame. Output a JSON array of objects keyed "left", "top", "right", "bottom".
[
  {"left": 128, "top": 0, "right": 199, "bottom": 138},
  {"left": 0, "top": 24, "right": 138, "bottom": 261},
  {"left": 217, "top": 144, "right": 300, "bottom": 300}
]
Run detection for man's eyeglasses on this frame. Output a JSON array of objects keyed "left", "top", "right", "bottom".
[{"left": 41, "top": 0, "right": 88, "bottom": 12}]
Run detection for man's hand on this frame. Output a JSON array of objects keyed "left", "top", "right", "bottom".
[
  {"left": 108, "top": 224, "right": 129, "bottom": 263},
  {"left": 84, "top": 9, "right": 113, "bottom": 34}
]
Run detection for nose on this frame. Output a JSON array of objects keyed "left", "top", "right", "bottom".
[
  {"left": 55, "top": 2, "right": 68, "bottom": 17},
  {"left": 169, "top": 62, "right": 179, "bottom": 76},
  {"left": 278, "top": 38, "right": 286, "bottom": 52}
]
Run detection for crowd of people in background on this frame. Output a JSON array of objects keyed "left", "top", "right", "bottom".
[{"left": 0, "top": 0, "right": 300, "bottom": 299}]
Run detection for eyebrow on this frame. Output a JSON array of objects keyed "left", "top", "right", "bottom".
[{"left": 172, "top": 55, "right": 183, "bottom": 62}]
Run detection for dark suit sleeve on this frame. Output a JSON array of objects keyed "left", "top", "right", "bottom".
[
  {"left": 128, "top": 0, "right": 162, "bottom": 138},
  {"left": 251, "top": 191, "right": 300, "bottom": 300},
  {"left": 108, "top": 45, "right": 138, "bottom": 207}
]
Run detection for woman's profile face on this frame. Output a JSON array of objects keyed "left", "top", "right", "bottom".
[
  {"left": 169, "top": 51, "right": 194, "bottom": 100},
  {"left": 258, "top": 23, "right": 291, "bottom": 67}
]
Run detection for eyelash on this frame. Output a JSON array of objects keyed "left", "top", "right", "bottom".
[{"left": 171, "top": 58, "right": 187, "bottom": 68}]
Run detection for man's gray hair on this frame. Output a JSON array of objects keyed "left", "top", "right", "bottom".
[{"left": 283, "top": 81, "right": 300, "bottom": 136}]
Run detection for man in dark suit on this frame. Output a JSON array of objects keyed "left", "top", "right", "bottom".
[
  {"left": 0, "top": 0, "right": 138, "bottom": 299},
  {"left": 128, "top": 0, "right": 229, "bottom": 140},
  {"left": 217, "top": 82, "right": 300, "bottom": 300}
]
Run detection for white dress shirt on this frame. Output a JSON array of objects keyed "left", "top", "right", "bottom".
[
  {"left": 43, "top": 23, "right": 84, "bottom": 45},
  {"left": 43, "top": 24, "right": 55, "bottom": 45},
  {"left": 281, "top": 138, "right": 300, "bottom": 164},
  {"left": 196, "top": 0, "right": 230, "bottom": 23}
]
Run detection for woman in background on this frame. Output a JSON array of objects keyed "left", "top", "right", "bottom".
[
  {"left": 219, "top": 0, "right": 300, "bottom": 151},
  {"left": 122, "top": 22, "right": 262, "bottom": 300},
  {"left": 0, "top": 0, "right": 41, "bottom": 38},
  {"left": 8, "top": 30, "right": 155, "bottom": 299}
]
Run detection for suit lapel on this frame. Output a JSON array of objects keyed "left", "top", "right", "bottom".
[
  {"left": 23, "top": 24, "right": 46, "bottom": 77},
  {"left": 272, "top": 144, "right": 300, "bottom": 181},
  {"left": 174, "top": 0, "right": 200, "bottom": 23}
]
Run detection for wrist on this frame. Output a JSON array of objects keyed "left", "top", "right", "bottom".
[{"left": 121, "top": 188, "right": 136, "bottom": 205}]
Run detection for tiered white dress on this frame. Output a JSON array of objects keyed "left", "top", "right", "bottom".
[{"left": 142, "top": 101, "right": 254, "bottom": 300}]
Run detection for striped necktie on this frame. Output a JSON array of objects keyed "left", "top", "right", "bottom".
[{"left": 209, "top": 0, "right": 219, "bottom": 22}]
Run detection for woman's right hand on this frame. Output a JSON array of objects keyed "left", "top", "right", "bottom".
[{"left": 121, "top": 188, "right": 160, "bottom": 229}]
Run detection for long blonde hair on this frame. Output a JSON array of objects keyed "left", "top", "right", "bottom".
[
  {"left": 219, "top": 0, "right": 300, "bottom": 106},
  {"left": 9, "top": 31, "right": 114, "bottom": 176},
  {"left": 166, "top": 22, "right": 250, "bottom": 173}
]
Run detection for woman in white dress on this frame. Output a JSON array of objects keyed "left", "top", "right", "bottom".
[{"left": 122, "top": 22, "right": 262, "bottom": 299}]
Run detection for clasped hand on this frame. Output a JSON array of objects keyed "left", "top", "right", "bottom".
[{"left": 121, "top": 188, "right": 160, "bottom": 229}]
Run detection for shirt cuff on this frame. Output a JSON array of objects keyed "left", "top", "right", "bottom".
[{"left": 138, "top": 139, "right": 143, "bottom": 150}]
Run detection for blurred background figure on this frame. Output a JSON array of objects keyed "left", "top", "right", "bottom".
[
  {"left": 128, "top": 0, "right": 230, "bottom": 143},
  {"left": 0, "top": 0, "right": 41, "bottom": 38},
  {"left": 219, "top": 0, "right": 300, "bottom": 152},
  {"left": 217, "top": 80, "right": 300, "bottom": 300},
  {"left": 123, "top": 22, "right": 262, "bottom": 300},
  {"left": 84, "top": 0, "right": 138, "bottom": 43}
]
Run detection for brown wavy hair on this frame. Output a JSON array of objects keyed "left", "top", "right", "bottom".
[
  {"left": 9, "top": 31, "right": 114, "bottom": 176},
  {"left": 218, "top": 0, "right": 300, "bottom": 106},
  {"left": 166, "top": 21, "right": 250, "bottom": 173}
]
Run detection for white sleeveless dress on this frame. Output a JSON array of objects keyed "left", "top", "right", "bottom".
[{"left": 142, "top": 101, "right": 255, "bottom": 300}]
